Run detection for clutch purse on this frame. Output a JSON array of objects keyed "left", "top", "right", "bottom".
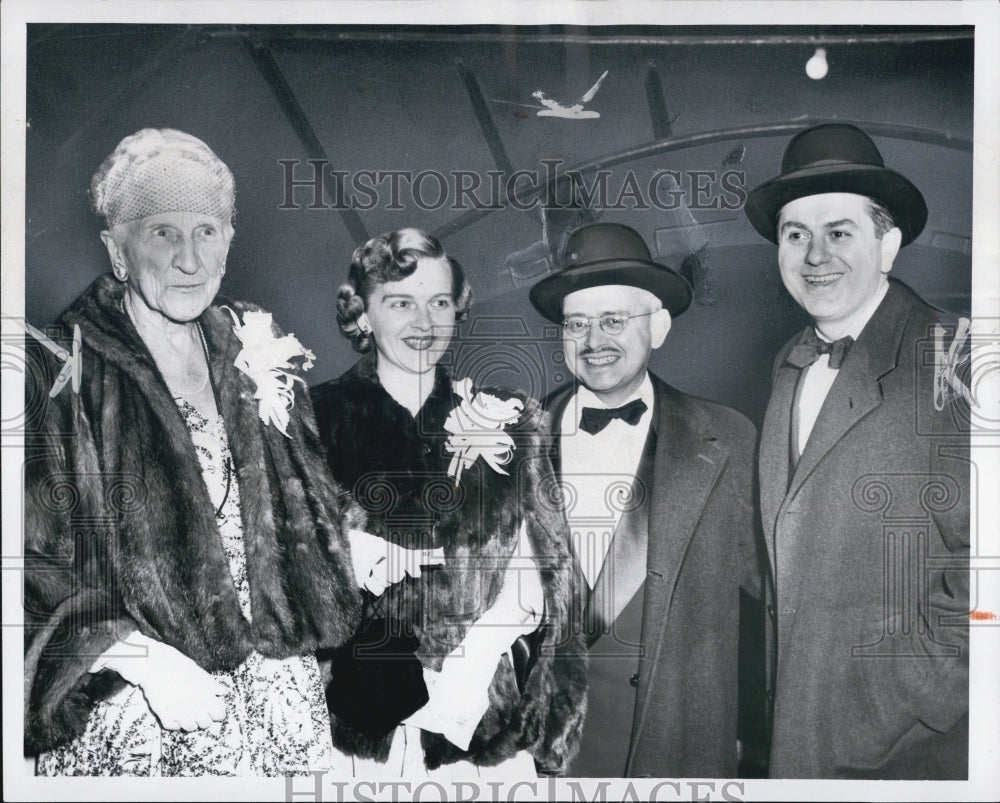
[
  {"left": 511, "top": 618, "right": 548, "bottom": 694},
  {"left": 325, "top": 615, "right": 429, "bottom": 739}
]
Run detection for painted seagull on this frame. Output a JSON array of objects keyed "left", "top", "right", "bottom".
[{"left": 533, "top": 70, "right": 609, "bottom": 119}]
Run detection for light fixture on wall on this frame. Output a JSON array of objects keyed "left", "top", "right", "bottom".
[{"left": 806, "top": 47, "right": 829, "bottom": 80}]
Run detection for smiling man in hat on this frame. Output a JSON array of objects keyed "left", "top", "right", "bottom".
[
  {"left": 746, "top": 123, "right": 970, "bottom": 778},
  {"left": 530, "top": 222, "right": 759, "bottom": 777}
]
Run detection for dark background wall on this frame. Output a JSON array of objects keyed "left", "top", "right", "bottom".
[{"left": 25, "top": 24, "right": 973, "bottom": 427}]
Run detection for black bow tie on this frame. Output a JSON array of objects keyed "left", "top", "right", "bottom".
[
  {"left": 786, "top": 330, "right": 854, "bottom": 370},
  {"left": 579, "top": 398, "right": 648, "bottom": 435}
]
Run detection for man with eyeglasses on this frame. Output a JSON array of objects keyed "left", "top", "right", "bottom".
[{"left": 530, "top": 222, "right": 759, "bottom": 777}]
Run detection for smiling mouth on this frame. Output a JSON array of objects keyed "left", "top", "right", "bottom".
[
  {"left": 403, "top": 336, "right": 435, "bottom": 351},
  {"left": 581, "top": 351, "right": 621, "bottom": 366},
  {"left": 803, "top": 272, "right": 844, "bottom": 287}
]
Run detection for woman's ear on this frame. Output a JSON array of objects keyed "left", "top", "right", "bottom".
[
  {"left": 650, "top": 308, "right": 672, "bottom": 349},
  {"left": 100, "top": 230, "right": 128, "bottom": 281},
  {"left": 358, "top": 312, "right": 373, "bottom": 335}
]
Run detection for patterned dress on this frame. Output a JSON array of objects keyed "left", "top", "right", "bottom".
[{"left": 37, "top": 400, "right": 339, "bottom": 776}]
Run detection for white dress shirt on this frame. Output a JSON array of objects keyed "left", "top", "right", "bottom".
[
  {"left": 560, "top": 374, "right": 655, "bottom": 589},
  {"left": 796, "top": 282, "right": 890, "bottom": 454}
]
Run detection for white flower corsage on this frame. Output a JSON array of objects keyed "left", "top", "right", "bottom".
[
  {"left": 443, "top": 378, "right": 524, "bottom": 485},
  {"left": 226, "top": 308, "right": 316, "bottom": 437}
]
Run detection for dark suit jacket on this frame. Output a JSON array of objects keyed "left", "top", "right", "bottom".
[
  {"left": 547, "top": 372, "right": 758, "bottom": 777},
  {"left": 759, "top": 278, "right": 970, "bottom": 779}
]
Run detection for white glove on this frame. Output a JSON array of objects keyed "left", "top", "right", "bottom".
[
  {"left": 461, "top": 520, "right": 544, "bottom": 654},
  {"left": 404, "top": 660, "right": 492, "bottom": 751},
  {"left": 403, "top": 521, "right": 544, "bottom": 750},
  {"left": 91, "top": 631, "right": 227, "bottom": 731},
  {"left": 348, "top": 528, "right": 445, "bottom": 596}
]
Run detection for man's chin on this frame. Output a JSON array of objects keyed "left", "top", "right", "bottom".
[{"left": 576, "top": 373, "right": 622, "bottom": 393}]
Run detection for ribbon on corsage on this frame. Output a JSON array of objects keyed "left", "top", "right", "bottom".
[
  {"left": 226, "top": 308, "right": 316, "bottom": 437},
  {"left": 933, "top": 318, "right": 975, "bottom": 411},
  {"left": 443, "top": 377, "right": 524, "bottom": 485}
]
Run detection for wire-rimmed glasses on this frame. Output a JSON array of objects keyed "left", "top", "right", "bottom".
[{"left": 562, "top": 311, "right": 654, "bottom": 338}]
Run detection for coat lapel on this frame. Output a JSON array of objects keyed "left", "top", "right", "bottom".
[
  {"left": 759, "top": 342, "right": 802, "bottom": 572},
  {"left": 785, "top": 285, "right": 910, "bottom": 503},
  {"left": 545, "top": 385, "right": 575, "bottom": 479},
  {"left": 629, "top": 376, "right": 729, "bottom": 754},
  {"left": 544, "top": 384, "right": 590, "bottom": 628},
  {"left": 583, "top": 418, "right": 656, "bottom": 645}
]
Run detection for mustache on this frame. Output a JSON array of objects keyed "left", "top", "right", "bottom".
[{"left": 578, "top": 347, "right": 622, "bottom": 358}]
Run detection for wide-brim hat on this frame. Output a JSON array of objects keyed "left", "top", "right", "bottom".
[
  {"left": 745, "top": 123, "right": 927, "bottom": 246},
  {"left": 529, "top": 222, "right": 692, "bottom": 323}
]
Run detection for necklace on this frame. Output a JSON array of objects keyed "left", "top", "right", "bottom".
[
  {"left": 171, "top": 367, "right": 209, "bottom": 396},
  {"left": 170, "top": 326, "right": 211, "bottom": 397}
]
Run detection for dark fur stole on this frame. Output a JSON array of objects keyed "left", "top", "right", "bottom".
[
  {"left": 311, "top": 355, "right": 587, "bottom": 772},
  {"left": 24, "top": 274, "right": 360, "bottom": 754}
]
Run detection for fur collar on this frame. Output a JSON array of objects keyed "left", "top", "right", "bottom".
[
  {"left": 310, "top": 354, "right": 585, "bottom": 770},
  {"left": 26, "top": 275, "right": 359, "bottom": 752},
  {"left": 61, "top": 275, "right": 359, "bottom": 659}
]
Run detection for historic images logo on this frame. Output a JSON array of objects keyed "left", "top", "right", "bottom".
[{"left": 278, "top": 159, "right": 747, "bottom": 213}]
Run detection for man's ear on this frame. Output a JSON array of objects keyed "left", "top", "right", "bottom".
[
  {"left": 880, "top": 226, "right": 902, "bottom": 274},
  {"left": 650, "top": 309, "right": 672, "bottom": 349}
]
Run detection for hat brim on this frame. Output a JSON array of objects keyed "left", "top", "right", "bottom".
[
  {"left": 529, "top": 259, "right": 693, "bottom": 323},
  {"left": 745, "top": 164, "right": 928, "bottom": 246}
]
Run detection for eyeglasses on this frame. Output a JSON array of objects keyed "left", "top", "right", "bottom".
[{"left": 562, "top": 312, "right": 654, "bottom": 338}]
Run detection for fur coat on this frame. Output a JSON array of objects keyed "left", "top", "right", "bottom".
[
  {"left": 310, "top": 355, "right": 587, "bottom": 773},
  {"left": 23, "top": 274, "right": 360, "bottom": 754}
]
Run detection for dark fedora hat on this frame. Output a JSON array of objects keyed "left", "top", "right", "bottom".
[
  {"left": 745, "top": 123, "right": 927, "bottom": 246},
  {"left": 529, "top": 222, "right": 692, "bottom": 323}
]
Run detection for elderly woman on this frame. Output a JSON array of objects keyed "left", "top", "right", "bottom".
[
  {"left": 24, "top": 128, "right": 359, "bottom": 776},
  {"left": 310, "top": 228, "right": 587, "bottom": 778}
]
